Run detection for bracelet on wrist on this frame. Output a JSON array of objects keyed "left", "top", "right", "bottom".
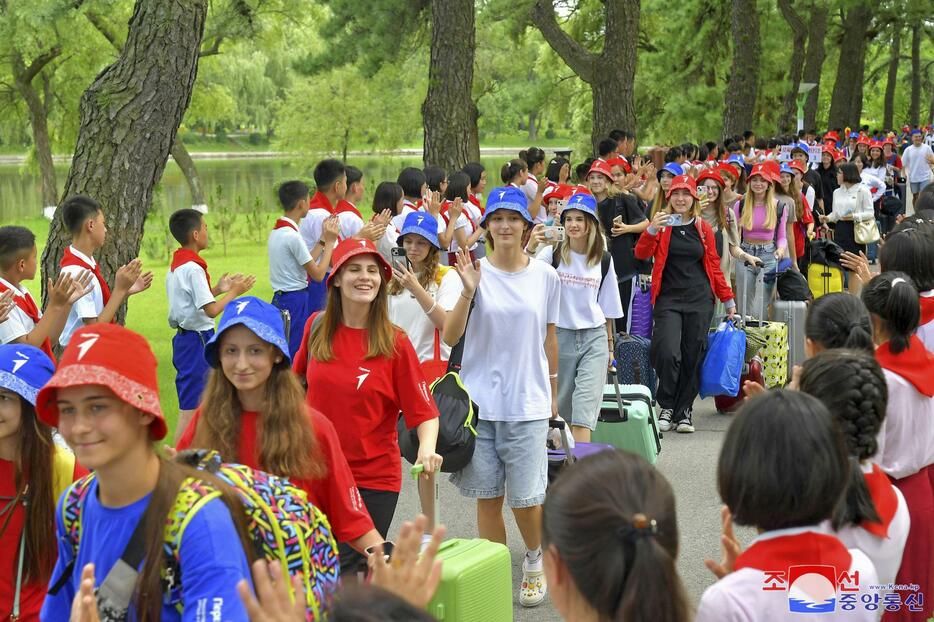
[
  {"left": 425, "top": 300, "right": 438, "bottom": 315},
  {"left": 460, "top": 291, "right": 474, "bottom": 302}
]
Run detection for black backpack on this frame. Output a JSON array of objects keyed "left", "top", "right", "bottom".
[
  {"left": 398, "top": 302, "right": 478, "bottom": 473},
  {"left": 777, "top": 269, "right": 812, "bottom": 301}
]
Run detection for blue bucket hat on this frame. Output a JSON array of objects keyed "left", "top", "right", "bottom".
[
  {"left": 657, "top": 162, "right": 684, "bottom": 180},
  {"left": 790, "top": 141, "right": 810, "bottom": 155},
  {"left": 204, "top": 296, "right": 291, "bottom": 367},
  {"left": 0, "top": 344, "right": 55, "bottom": 406},
  {"left": 479, "top": 186, "right": 532, "bottom": 227},
  {"left": 779, "top": 163, "right": 794, "bottom": 176},
  {"left": 560, "top": 192, "right": 598, "bottom": 222},
  {"left": 399, "top": 211, "right": 440, "bottom": 249}
]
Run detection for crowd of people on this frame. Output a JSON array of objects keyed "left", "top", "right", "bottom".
[{"left": 0, "top": 123, "right": 933, "bottom": 621}]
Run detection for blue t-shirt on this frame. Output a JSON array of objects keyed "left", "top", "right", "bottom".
[{"left": 41, "top": 477, "right": 252, "bottom": 621}]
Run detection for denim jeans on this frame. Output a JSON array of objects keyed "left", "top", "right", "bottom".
[
  {"left": 736, "top": 242, "right": 777, "bottom": 320},
  {"left": 557, "top": 326, "right": 611, "bottom": 431}
]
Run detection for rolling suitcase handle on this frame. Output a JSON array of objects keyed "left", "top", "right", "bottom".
[
  {"left": 411, "top": 464, "right": 441, "bottom": 531},
  {"left": 548, "top": 418, "right": 576, "bottom": 467}
]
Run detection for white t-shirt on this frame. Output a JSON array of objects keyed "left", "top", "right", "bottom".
[
  {"left": 459, "top": 258, "right": 560, "bottom": 422},
  {"left": 337, "top": 208, "right": 365, "bottom": 241},
  {"left": 166, "top": 261, "right": 215, "bottom": 332},
  {"left": 442, "top": 209, "right": 474, "bottom": 253},
  {"left": 875, "top": 368, "right": 934, "bottom": 480},
  {"left": 60, "top": 246, "right": 103, "bottom": 347},
  {"left": 830, "top": 463, "right": 910, "bottom": 587},
  {"left": 918, "top": 290, "right": 934, "bottom": 352},
  {"left": 388, "top": 268, "right": 463, "bottom": 362},
  {"left": 534, "top": 246, "right": 623, "bottom": 329},
  {"left": 390, "top": 203, "right": 417, "bottom": 234},
  {"left": 268, "top": 219, "right": 312, "bottom": 293},
  {"left": 0, "top": 277, "right": 38, "bottom": 344},
  {"left": 902, "top": 144, "right": 934, "bottom": 183},
  {"left": 299, "top": 208, "right": 332, "bottom": 251},
  {"left": 695, "top": 527, "right": 879, "bottom": 622},
  {"left": 860, "top": 171, "right": 886, "bottom": 200}
]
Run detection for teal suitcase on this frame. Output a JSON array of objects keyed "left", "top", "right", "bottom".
[
  {"left": 412, "top": 467, "right": 513, "bottom": 621},
  {"left": 591, "top": 375, "right": 661, "bottom": 465}
]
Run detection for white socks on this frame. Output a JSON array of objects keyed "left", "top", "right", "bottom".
[{"left": 525, "top": 546, "right": 543, "bottom": 571}]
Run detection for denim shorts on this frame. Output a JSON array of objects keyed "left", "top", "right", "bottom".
[
  {"left": 450, "top": 418, "right": 548, "bottom": 508},
  {"left": 910, "top": 179, "right": 931, "bottom": 195},
  {"left": 557, "top": 326, "right": 610, "bottom": 431}
]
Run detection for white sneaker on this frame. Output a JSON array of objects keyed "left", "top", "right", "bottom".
[
  {"left": 658, "top": 409, "right": 674, "bottom": 432},
  {"left": 676, "top": 413, "right": 695, "bottom": 433}
]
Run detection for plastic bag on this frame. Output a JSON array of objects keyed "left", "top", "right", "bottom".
[{"left": 700, "top": 319, "right": 747, "bottom": 398}]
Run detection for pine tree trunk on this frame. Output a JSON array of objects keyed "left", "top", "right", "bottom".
[
  {"left": 777, "top": 0, "right": 807, "bottom": 133},
  {"left": 171, "top": 137, "right": 207, "bottom": 210},
  {"left": 722, "top": 0, "right": 761, "bottom": 137},
  {"left": 909, "top": 23, "right": 921, "bottom": 127},
  {"left": 883, "top": 26, "right": 902, "bottom": 130},
  {"left": 422, "top": 0, "right": 476, "bottom": 171},
  {"left": 532, "top": 0, "right": 639, "bottom": 153},
  {"left": 827, "top": 2, "right": 872, "bottom": 128},
  {"left": 40, "top": 0, "right": 208, "bottom": 316},
  {"left": 802, "top": 3, "right": 827, "bottom": 130},
  {"left": 12, "top": 51, "right": 60, "bottom": 212}
]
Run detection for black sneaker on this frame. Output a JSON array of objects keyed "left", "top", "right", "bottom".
[
  {"left": 658, "top": 409, "right": 673, "bottom": 432},
  {"left": 676, "top": 411, "right": 695, "bottom": 433}
]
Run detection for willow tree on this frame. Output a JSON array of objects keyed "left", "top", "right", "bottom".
[{"left": 40, "top": 0, "right": 208, "bottom": 312}]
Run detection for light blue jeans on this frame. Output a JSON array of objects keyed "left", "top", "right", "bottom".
[
  {"left": 557, "top": 326, "right": 611, "bottom": 431},
  {"left": 736, "top": 241, "right": 777, "bottom": 319}
]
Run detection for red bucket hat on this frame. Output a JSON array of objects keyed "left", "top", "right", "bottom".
[
  {"left": 36, "top": 323, "right": 166, "bottom": 440},
  {"left": 789, "top": 160, "right": 807, "bottom": 175},
  {"left": 543, "top": 183, "right": 574, "bottom": 203},
  {"left": 833, "top": 150, "right": 847, "bottom": 163},
  {"left": 717, "top": 163, "right": 738, "bottom": 181},
  {"left": 748, "top": 163, "right": 774, "bottom": 184},
  {"left": 605, "top": 157, "right": 631, "bottom": 174},
  {"left": 762, "top": 159, "right": 781, "bottom": 182},
  {"left": 327, "top": 238, "right": 392, "bottom": 287},
  {"left": 665, "top": 174, "right": 697, "bottom": 199},
  {"left": 696, "top": 169, "right": 725, "bottom": 187},
  {"left": 857, "top": 135, "right": 871, "bottom": 146},
  {"left": 587, "top": 160, "right": 614, "bottom": 181}
]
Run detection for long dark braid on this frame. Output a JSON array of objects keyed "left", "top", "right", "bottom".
[{"left": 798, "top": 349, "right": 888, "bottom": 529}]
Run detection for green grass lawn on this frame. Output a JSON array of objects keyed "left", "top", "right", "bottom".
[{"left": 26, "top": 214, "right": 284, "bottom": 439}]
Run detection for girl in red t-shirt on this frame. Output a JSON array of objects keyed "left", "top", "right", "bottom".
[
  {"left": 294, "top": 239, "right": 441, "bottom": 574},
  {"left": 176, "top": 295, "right": 384, "bottom": 566},
  {"left": 0, "top": 344, "right": 85, "bottom": 621}
]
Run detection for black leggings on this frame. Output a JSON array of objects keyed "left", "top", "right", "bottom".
[
  {"left": 339, "top": 488, "right": 400, "bottom": 576},
  {"left": 650, "top": 295, "right": 715, "bottom": 421}
]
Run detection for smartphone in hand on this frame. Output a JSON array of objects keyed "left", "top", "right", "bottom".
[
  {"left": 667, "top": 213, "right": 683, "bottom": 227},
  {"left": 390, "top": 247, "right": 411, "bottom": 271}
]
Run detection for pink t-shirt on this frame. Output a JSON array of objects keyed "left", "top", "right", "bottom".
[{"left": 733, "top": 200, "right": 788, "bottom": 246}]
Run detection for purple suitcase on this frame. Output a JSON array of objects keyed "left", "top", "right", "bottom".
[
  {"left": 547, "top": 419, "right": 615, "bottom": 484},
  {"left": 628, "top": 278, "right": 653, "bottom": 338}
]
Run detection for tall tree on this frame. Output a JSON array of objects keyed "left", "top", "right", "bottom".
[
  {"left": 41, "top": 0, "right": 207, "bottom": 312},
  {"left": 802, "top": 2, "right": 827, "bottom": 130},
  {"left": 827, "top": 1, "right": 873, "bottom": 128},
  {"left": 883, "top": 23, "right": 902, "bottom": 130},
  {"left": 909, "top": 22, "right": 921, "bottom": 126},
  {"left": 777, "top": 0, "right": 807, "bottom": 132},
  {"left": 722, "top": 0, "right": 761, "bottom": 137},
  {"left": 531, "top": 0, "right": 640, "bottom": 151},
  {"left": 423, "top": 0, "right": 477, "bottom": 171}
]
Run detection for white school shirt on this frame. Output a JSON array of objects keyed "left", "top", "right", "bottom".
[
  {"left": 695, "top": 527, "right": 879, "bottom": 622},
  {"left": 0, "top": 277, "right": 38, "bottom": 343},
  {"left": 860, "top": 171, "right": 886, "bottom": 201},
  {"left": 268, "top": 218, "right": 312, "bottom": 293},
  {"left": 459, "top": 258, "right": 560, "bottom": 422},
  {"left": 165, "top": 261, "right": 215, "bottom": 332},
  {"left": 60, "top": 246, "right": 103, "bottom": 346},
  {"left": 875, "top": 368, "right": 934, "bottom": 480},
  {"left": 388, "top": 268, "right": 463, "bottom": 362},
  {"left": 902, "top": 143, "right": 934, "bottom": 183},
  {"left": 918, "top": 290, "right": 934, "bottom": 352},
  {"left": 299, "top": 207, "right": 332, "bottom": 251},
  {"left": 441, "top": 208, "right": 473, "bottom": 253},
  {"left": 390, "top": 201, "right": 418, "bottom": 234},
  {"left": 523, "top": 174, "right": 549, "bottom": 224},
  {"left": 337, "top": 206, "right": 365, "bottom": 240},
  {"left": 828, "top": 184, "right": 874, "bottom": 223},
  {"left": 534, "top": 246, "right": 623, "bottom": 329},
  {"left": 829, "top": 463, "right": 910, "bottom": 587}
]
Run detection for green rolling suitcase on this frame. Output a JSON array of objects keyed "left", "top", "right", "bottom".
[
  {"left": 591, "top": 374, "right": 661, "bottom": 465},
  {"left": 411, "top": 467, "right": 513, "bottom": 621}
]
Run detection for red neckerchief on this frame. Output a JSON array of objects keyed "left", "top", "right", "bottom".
[
  {"left": 876, "top": 336, "right": 934, "bottom": 397},
  {"left": 440, "top": 200, "right": 476, "bottom": 229},
  {"left": 0, "top": 280, "right": 54, "bottom": 361},
  {"left": 308, "top": 191, "right": 334, "bottom": 213},
  {"left": 919, "top": 294, "right": 934, "bottom": 326},
  {"left": 60, "top": 246, "right": 110, "bottom": 306},
  {"left": 734, "top": 531, "right": 852, "bottom": 573},
  {"left": 467, "top": 193, "right": 482, "bottom": 212},
  {"left": 273, "top": 218, "right": 298, "bottom": 232},
  {"left": 861, "top": 464, "right": 899, "bottom": 538},
  {"left": 334, "top": 200, "right": 362, "bottom": 219},
  {"left": 170, "top": 248, "right": 211, "bottom": 289}
]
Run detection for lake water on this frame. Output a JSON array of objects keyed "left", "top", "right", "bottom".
[{"left": 0, "top": 155, "right": 511, "bottom": 221}]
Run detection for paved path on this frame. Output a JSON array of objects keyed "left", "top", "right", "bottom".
[{"left": 389, "top": 394, "right": 758, "bottom": 621}]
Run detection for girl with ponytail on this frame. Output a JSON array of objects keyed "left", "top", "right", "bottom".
[
  {"left": 803, "top": 293, "right": 875, "bottom": 354},
  {"left": 797, "top": 350, "right": 910, "bottom": 586},
  {"left": 861, "top": 272, "right": 934, "bottom": 617},
  {"left": 542, "top": 450, "right": 690, "bottom": 622},
  {"left": 697, "top": 390, "right": 878, "bottom": 622}
]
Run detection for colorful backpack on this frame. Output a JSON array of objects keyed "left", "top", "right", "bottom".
[{"left": 51, "top": 450, "right": 340, "bottom": 621}]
